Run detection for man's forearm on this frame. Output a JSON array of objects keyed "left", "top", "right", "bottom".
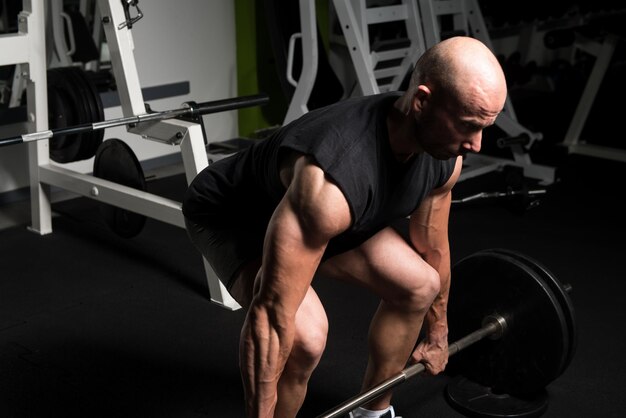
[
  {"left": 424, "top": 288, "right": 449, "bottom": 341},
  {"left": 240, "top": 301, "right": 295, "bottom": 417},
  {"left": 424, "top": 250, "right": 451, "bottom": 342}
]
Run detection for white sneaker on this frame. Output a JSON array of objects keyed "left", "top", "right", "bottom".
[{"left": 349, "top": 406, "right": 401, "bottom": 418}]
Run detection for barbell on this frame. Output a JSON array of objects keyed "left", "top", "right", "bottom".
[
  {"left": 317, "top": 249, "right": 576, "bottom": 418},
  {"left": 4, "top": 91, "right": 269, "bottom": 147},
  {"left": 1, "top": 65, "right": 269, "bottom": 162}
]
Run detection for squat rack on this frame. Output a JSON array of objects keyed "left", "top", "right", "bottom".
[{"left": 5, "top": 1, "right": 244, "bottom": 311}]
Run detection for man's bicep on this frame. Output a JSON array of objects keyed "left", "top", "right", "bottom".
[
  {"left": 256, "top": 159, "right": 351, "bottom": 310},
  {"left": 283, "top": 157, "right": 352, "bottom": 242}
]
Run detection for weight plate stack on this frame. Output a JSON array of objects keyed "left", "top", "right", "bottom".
[
  {"left": 446, "top": 249, "right": 571, "bottom": 395},
  {"left": 47, "top": 66, "right": 104, "bottom": 163},
  {"left": 484, "top": 248, "right": 577, "bottom": 377},
  {"left": 67, "top": 66, "right": 104, "bottom": 160},
  {"left": 47, "top": 68, "right": 84, "bottom": 163}
]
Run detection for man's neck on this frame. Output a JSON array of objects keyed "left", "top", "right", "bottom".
[{"left": 387, "top": 99, "right": 422, "bottom": 162}]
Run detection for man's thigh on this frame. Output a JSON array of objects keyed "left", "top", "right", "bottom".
[{"left": 318, "top": 224, "right": 436, "bottom": 301}]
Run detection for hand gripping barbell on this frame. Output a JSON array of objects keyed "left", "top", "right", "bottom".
[
  {"left": 318, "top": 315, "right": 507, "bottom": 418},
  {"left": 317, "top": 249, "right": 576, "bottom": 418}
]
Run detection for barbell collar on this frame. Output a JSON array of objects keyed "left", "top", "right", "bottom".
[
  {"left": 22, "top": 123, "right": 96, "bottom": 143},
  {"left": 316, "top": 316, "right": 506, "bottom": 418},
  {"left": 482, "top": 314, "right": 507, "bottom": 340},
  {"left": 21, "top": 130, "right": 54, "bottom": 143},
  {"left": 449, "top": 316, "right": 503, "bottom": 355}
]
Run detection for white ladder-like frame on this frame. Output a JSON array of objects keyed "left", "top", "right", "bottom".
[
  {"left": 19, "top": 1, "right": 241, "bottom": 311},
  {"left": 329, "top": 0, "right": 556, "bottom": 184}
]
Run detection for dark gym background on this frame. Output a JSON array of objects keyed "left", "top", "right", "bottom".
[{"left": 1, "top": 1, "right": 625, "bottom": 417}]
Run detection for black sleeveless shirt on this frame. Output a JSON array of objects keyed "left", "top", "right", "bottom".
[{"left": 183, "top": 92, "right": 456, "bottom": 258}]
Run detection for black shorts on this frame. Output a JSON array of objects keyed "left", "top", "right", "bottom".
[{"left": 184, "top": 217, "right": 265, "bottom": 290}]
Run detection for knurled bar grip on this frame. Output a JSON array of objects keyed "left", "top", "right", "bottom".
[
  {"left": 316, "top": 316, "right": 505, "bottom": 418},
  {"left": 0, "top": 93, "right": 269, "bottom": 147}
]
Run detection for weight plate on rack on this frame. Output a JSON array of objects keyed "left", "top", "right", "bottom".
[
  {"left": 68, "top": 66, "right": 104, "bottom": 160},
  {"left": 93, "top": 138, "right": 147, "bottom": 238},
  {"left": 47, "top": 66, "right": 104, "bottom": 163},
  {"left": 47, "top": 68, "right": 84, "bottom": 163}
]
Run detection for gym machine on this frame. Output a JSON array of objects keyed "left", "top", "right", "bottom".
[
  {"left": 0, "top": 1, "right": 264, "bottom": 311},
  {"left": 559, "top": 32, "right": 626, "bottom": 162}
]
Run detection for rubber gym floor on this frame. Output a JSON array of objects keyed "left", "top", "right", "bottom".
[{"left": 0, "top": 153, "right": 623, "bottom": 418}]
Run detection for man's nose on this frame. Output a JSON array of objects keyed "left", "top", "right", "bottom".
[{"left": 463, "top": 131, "right": 482, "bottom": 153}]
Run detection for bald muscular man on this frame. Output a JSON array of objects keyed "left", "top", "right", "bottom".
[{"left": 183, "top": 36, "right": 508, "bottom": 418}]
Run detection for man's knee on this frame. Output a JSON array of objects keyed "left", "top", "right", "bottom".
[
  {"left": 290, "top": 340, "right": 326, "bottom": 379},
  {"left": 386, "top": 263, "right": 441, "bottom": 313},
  {"left": 289, "top": 305, "right": 329, "bottom": 376},
  {"left": 295, "top": 318, "right": 328, "bottom": 365}
]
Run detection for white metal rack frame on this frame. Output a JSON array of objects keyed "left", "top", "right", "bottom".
[
  {"left": 561, "top": 33, "right": 626, "bottom": 162},
  {"left": 331, "top": 0, "right": 427, "bottom": 96},
  {"left": 283, "top": 0, "right": 319, "bottom": 125},
  {"left": 10, "top": 1, "right": 241, "bottom": 311},
  {"left": 0, "top": 1, "right": 49, "bottom": 235}
]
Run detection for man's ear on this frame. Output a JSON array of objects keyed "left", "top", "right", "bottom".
[{"left": 412, "top": 85, "right": 431, "bottom": 113}]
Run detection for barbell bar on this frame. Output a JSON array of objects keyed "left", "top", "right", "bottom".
[
  {"left": 452, "top": 189, "right": 547, "bottom": 204},
  {"left": 0, "top": 93, "right": 269, "bottom": 148},
  {"left": 316, "top": 315, "right": 508, "bottom": 418}
]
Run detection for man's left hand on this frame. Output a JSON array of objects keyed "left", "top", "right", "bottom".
[{"left": 410, "top": 337, "right": 449, "bottom": 375}]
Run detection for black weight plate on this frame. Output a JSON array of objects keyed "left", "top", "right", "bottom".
[
  {"left": 446, "top": 250, "right": 569, "bottom": 395},
  {"left": 62, "top": 67, "right": 94, "bottom": 161},
  {"left": 93, "top": 138, "right": 147, "bottom": 238},
  {"left": 50, "top": 67, "right": 89, "bottom": 162},
  {"left": 81, "top": 69, "right": 105, "bottom": 125},
  {"left": 446, "top": 376, "right": 549, "bottom": 418},
  {"left": 64, "top": 67, "right": 94, "bottom": 159},
  {"left": 47, "top": 69, "right": 83, "bottom": 163},
  {"left": 69, "top": 67, "right": 104, "bottom": 160},
  {"left": 484, "top": 249, "right": 577, "bottom": 377},
  {"left": 47, "top": 84, "right": 72, "bottom": 149}
]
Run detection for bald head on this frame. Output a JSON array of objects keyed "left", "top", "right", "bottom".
[
  {"left": 407, "top": 36, "right": 507, "bottom": 110},
  {"left": 390, "top": 37, "right": 509, "bottom": 160}
]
